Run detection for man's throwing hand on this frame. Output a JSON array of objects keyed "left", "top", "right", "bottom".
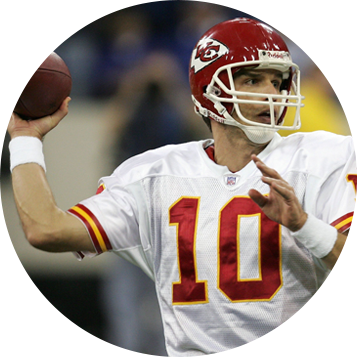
[{"left": 8, "top": 97, "right": 71, "bottom": 141}]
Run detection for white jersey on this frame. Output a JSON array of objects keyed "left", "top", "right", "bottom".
[{"left": 68, "top": 131, "right": 356, "bottom": 356}]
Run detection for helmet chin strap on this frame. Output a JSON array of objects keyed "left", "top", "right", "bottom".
[
  {"left": 213, "top": 100, "right": 278, "bottom": 144},
  {"left": 193, "top": 95, "right": 278, "bottom": 144},
  {"left": 222, "top": 110, "right": 278, "bottom": 144}
]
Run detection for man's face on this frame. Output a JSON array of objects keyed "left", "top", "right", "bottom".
[{"left": 232, "top": 68, "right": 283, "bottom": 126}]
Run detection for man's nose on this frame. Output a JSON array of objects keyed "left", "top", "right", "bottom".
[{"left": 263, "top": 82, "right": 279, "bottom": 101}]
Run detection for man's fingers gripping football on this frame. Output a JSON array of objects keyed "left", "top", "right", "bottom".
[{"left": 51, "top": 97, "right": 71, "bottom": 122}]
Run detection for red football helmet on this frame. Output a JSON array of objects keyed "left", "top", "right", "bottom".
[{"left": 189, "top": 18, "right": 304, "bottom": 143}]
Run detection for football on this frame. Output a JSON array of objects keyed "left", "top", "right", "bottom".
[{"left": 14, "top": 52, "right": 72, "bottom": 120}]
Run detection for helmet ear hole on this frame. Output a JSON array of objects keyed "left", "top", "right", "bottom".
[{"left": 206, "top": 85, "right": 222, "bottom": 96}]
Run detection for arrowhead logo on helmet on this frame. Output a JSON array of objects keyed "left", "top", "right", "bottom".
[{"left": 191, "top": 37, "right": 229, "bottom": 73}]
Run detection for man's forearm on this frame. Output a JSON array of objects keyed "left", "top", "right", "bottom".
[
  {"left": 12, "top": 162, "right": 64, "bottom": 248},
  {"left": 322, "top": 231, "right": 352, "bottom": 273},
  {"left": 8, "top": 102, "right": 94, "bottom": 253}
]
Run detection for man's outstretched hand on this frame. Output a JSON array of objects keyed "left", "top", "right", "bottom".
[{"left": 249, "top": 154, "right": 307, "bottom": 232}]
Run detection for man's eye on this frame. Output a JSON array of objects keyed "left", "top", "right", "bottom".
[{"left": 245, "top": 79, "right": 257, "bottom": 85}]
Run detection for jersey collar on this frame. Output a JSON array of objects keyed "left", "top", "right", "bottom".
[{"left": 200, "top": 133, "right": 283, "bottom": 180}]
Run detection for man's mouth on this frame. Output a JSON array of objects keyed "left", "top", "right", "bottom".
[{"left": 257, "top": 110, "right": 275, "bottom": 124}]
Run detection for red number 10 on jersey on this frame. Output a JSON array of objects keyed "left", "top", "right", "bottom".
[{"left": 169, "top": 197, "right": 282, "bottom": 305}]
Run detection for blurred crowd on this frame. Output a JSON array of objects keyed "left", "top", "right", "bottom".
[{"left": 56, "top": 2, "right": 239, "bottom": 99}]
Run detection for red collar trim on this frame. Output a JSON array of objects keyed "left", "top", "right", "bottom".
[{"left": 205, "top": 145, "right": 215, "bottom": 162}]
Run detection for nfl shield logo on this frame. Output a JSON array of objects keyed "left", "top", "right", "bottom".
[{"left": 226, "top": 176, "right": 237, "bottom": 186}]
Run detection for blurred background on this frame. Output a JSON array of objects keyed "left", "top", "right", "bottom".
[{"left": 0, "top": 1, "right": 351, "bottom": 356}]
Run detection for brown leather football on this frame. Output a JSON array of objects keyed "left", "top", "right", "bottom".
[{"left": 14, "top": 52, "right": 72, "bottom": 120}]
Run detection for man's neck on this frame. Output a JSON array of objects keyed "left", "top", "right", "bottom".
[{"left": 211, "top": 122, "right": 269, "bottom": 173}]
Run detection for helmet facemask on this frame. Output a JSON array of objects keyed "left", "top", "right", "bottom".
[{"left": 196, "top": 50, "right": 304, "bottom": 144}]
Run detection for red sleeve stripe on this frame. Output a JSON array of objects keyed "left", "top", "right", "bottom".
[
  {"left": 68, "top": 204, "right": 112, "bottom": 254},
  {"left": 77, "top": 204, "right": 113, "bottom": 251},
  {"left": 330, "top": 212, "right": 354, "bottom": 233},
  {"left": 69, "top": 207, "right": 102, "bottom": 253},
  {"left": 96, "top": 183, "right": 105, "bottom": 195},
  {"left": 334, "top": 221, "right": 351, "bottom": 233}
]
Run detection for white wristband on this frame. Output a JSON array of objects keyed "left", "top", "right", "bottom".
[
  {"left": 9, "top": 136, "right": 46, "bottom": 172},
  {"left": 291, "top": 214, "right": 337, "bottom": 258}
]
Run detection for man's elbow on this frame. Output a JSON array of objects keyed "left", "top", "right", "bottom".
[{"left": 25, "top": 226, "right": 63, "bottom": 252}]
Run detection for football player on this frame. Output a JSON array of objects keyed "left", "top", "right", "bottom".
[{"left": 7, "top": 18, "right": 356, "bottom": 355}]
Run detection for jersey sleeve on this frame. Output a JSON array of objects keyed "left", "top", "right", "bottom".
[
  {"left": 314, "top": 137, "right": 356, "bottom": 233},
  {"left": 68, "top": 175, "right": 142, "bottom": 258}
]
